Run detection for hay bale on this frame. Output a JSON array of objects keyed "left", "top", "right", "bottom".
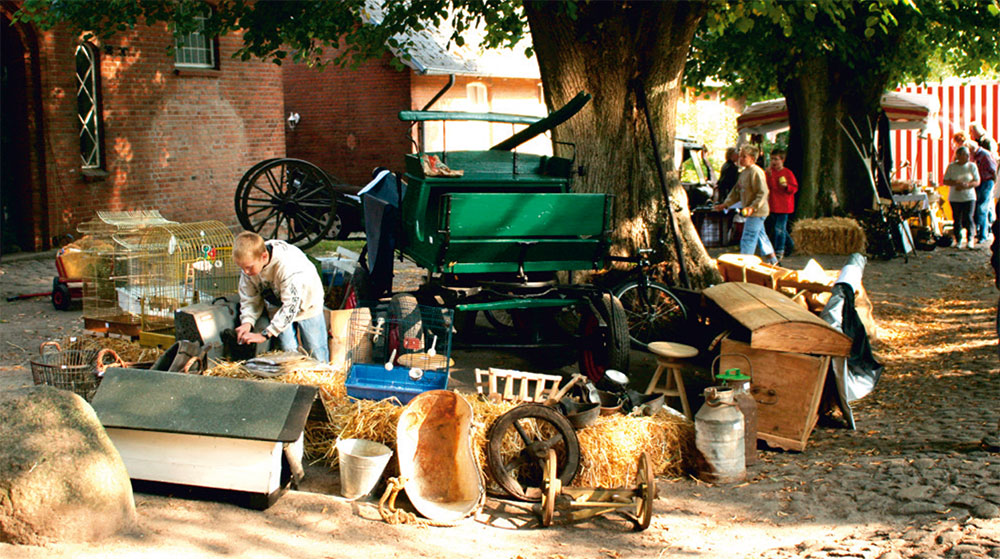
[{"left": 791, "top": 217, "right": 866, "bottom": 255}]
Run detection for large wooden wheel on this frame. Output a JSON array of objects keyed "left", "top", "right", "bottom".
[
  {"left": 540, "top": 448, "right": 560, "bottom": 527},
  {"left": 235, "top": 158, "right": 337, "bottom": 250},
  {"left": 486, "top": 403, "right": 580, "bottom": 502},
  {"left": 633, "top": 452, "right": 655, "bottom": 531}
]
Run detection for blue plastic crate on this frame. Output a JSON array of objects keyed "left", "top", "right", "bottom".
[{"left": 345, "top": 363, "right": 449, "bottom": 405}]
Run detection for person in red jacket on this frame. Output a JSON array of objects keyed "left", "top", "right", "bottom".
[{"left": 766, "top": 148, "right": 798, "bottom": 262}]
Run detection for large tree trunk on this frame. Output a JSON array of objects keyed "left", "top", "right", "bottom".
[{"left": 523, "top": 1, "right": 719, "bottom": 289}]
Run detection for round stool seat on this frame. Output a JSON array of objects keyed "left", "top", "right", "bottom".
[{"left": 648, "top": 341, "right": 698, "bottom": 360}]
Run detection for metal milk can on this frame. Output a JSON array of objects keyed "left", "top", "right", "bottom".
[
  {"left": 695, "top": 386, "right": 746, "bottom": 484},
  {"left": 713, "top": 354, "right": 758, "bottom": 466}
]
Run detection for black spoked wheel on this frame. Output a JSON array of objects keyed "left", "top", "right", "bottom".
[
  {"left": 235, "top": 158, "right": 337, "bottom": 250},
  {"left": 486, "top": 403, "right": 580, "bottom": 502},
  {"left": 579, "top": 293, "right": 630, "bottom": 383},
  {"left": 613, "top": 281, "right": 687, "bottom": 349}
]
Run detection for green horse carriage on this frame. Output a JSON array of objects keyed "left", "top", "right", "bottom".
[{"left": 356, "top": 92, "right": 630, "bottom": 382}]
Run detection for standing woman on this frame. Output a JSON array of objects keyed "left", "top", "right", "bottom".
[
  {"left": 942, "top": 146, "right": 980, "bottom": 248},
  {"left": 715, "top": 144, "right": 778, "bottom": 264},
  {"left": 765, "top": 148, "right": 798, "bottom": 263}
]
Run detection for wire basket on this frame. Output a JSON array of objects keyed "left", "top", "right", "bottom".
[
  {"left": 345, "top": 300, "right": 454, "bottom": 374},
  {"left": 29, "top": 341, "right": 124, "bottom": 401}
]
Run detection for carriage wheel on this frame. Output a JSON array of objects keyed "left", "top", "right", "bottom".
[
  {"left": 633, "top": 452, "right": 655, "bottom": 531},
  {"left": 235, "top": 158, "right": 337, "bottom": 250},
  {"left": 388, "top": 293, "right": 424, "bottom": 360},
  {"left": 540, "top": 448, "right": 560, "bottom": 527},
  {"left": 486, "top": 403, "right": 580, "bottom": 502},
  {"left": 579, "top": 293, "right": 630, "bottom": 383}
]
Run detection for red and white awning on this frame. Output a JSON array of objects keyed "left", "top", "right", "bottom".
[{"left": 737, "top": 91, "right": 940, "bottom": 139}]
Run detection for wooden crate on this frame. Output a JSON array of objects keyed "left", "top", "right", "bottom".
[
  {"left": 720, "top": 338, "right": 830, "bottom": 452},
  {"left": 716, "top": 253, "right": 791, "bottom": 290}
]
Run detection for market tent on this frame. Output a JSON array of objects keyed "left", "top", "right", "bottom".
[{"left": 737, "top": 91, "right": 941, "bottom": 139}]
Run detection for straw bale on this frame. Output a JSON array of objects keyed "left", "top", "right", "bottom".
[
  {"left": 790, "top": 217, "right": 866, "bottom": 255},
  {"left": 575, "top": 411, "right": 693, "bottom": 487},
  {"left": 59, "top": 335, "right": 163, "bottom": 365}
]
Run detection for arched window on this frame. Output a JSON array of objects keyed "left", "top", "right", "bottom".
[{"left": 75, "top": 42, "right": 103, "bottom": 169}]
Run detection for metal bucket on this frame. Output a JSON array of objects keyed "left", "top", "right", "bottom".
[
  {"left": 396, "top": 390, "right": 483, "bottom": 522},
  {"left": 337, "top": 438, "right": 393, "bottom": 500}
]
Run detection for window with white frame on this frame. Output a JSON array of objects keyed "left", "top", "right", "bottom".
[
  {"left": 466, "top": 82, "right": 488, "bottom": 106},
  {"left": 75, "top": 42, "right": 103, "bottom": 169},
  {"left": 174, "top": 8, "right": 216, "bottom": 68}
]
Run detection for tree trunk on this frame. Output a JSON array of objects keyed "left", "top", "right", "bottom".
[
  {"left": 782, "top": 16, "right": 900, "bottom": 220},
  {"left": 523, "top": 1, "right": 719, "bottom": 289}
]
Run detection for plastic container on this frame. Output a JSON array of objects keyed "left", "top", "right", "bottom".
[
  {"left": 694, "top": 387, "right": 746, "bottom": 484},
  {"left": 345, "top": 363, "right": 449, "bottom": 404},
  {"left": 337, "top": 438, "right": 393, "bottom": 500}
]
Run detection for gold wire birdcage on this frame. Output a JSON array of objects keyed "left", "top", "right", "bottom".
[
  {"left": 78, "top": 210, "right": 176, "bottom": 335},
  {"left": 118, "top": 221, "right": 239, "bottom": 332}
]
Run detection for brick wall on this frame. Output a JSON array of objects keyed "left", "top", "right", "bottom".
[
  {"left": 282, "top": 53, "right": 412, "bottom": 188},
  {"left": 28, "top": 21, "right": 285, "bottom": 248}
]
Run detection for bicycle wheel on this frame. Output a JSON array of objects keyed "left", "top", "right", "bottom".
[{"left": 613, "top": 281, "right": 687, "bottom": 349}]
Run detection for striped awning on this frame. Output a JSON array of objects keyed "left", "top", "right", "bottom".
[{"left": 738, "top": 91, "right": 940, "bottom": 139}]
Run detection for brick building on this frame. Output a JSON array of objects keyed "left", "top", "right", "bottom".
[
  {"left": 1, "top": 4, "right": 285, "bottom": 253},
  {"left": 282, "top": 26, "right": 548, "bottom": 190}
]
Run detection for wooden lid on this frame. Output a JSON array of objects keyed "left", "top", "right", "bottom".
[
  {"left": 703, "top": 282, "right": 851, "bottom": 357},
  {"left": 648, "top": 341, "right": 699, "bottom": 359}
]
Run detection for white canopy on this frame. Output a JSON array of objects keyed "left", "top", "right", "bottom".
[{"left": 737, "top": 91, "right": 941, "bottom": 139}]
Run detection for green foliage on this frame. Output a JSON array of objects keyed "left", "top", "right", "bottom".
[
  {"left": 13, "top": 0, "right": 532, "bottom": 69},
  {"left": 686, "top": 0, "right": 1000, "bottom": 100}
]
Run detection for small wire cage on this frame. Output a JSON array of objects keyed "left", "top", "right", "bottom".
[
  {"left": 78, "top": 211, "right": 176, "bottom": 331},
  {"left": 122, "top": 221, "right": 238, "bottom": 331},
  {"left": 345, "top": 302, "right": 454, "bottom": 374}
]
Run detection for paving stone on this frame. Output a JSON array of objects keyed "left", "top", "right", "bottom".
[
  {"left": 971, "top": 502, "right": 1000, "bottom": 519},
  {"left": 898, "top": 485, "right": 936, "bottom": 501},
  {"left": 896, "top": 501, "right": 943, "bottom": 515}
]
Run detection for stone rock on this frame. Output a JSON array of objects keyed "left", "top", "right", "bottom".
[
  {"left": 937, "top": 531, "right": 963, "bottom": 545},
  {"left": 898, "top": 485, "right": 936, "bottom": 501},
  {"left": 895, "top": 501, "right": 942, "bottom": 515},
  {"left": 987, "top": 547, "right": 1000, "bottom": 558},
  {"left": 971, "top": 502, "right": 1000, "bottom": 519},
  {"left": 877, "top": 551, "right": 903, "bottom": 559},
  {"left": 0, "top": 386, "right": 135, "bottom": 545},
  {"left": 912, "top": 458, "right": 936, "bottom": 470}
]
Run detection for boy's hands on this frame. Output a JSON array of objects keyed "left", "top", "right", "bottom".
[{"left": 235, "top": 322, "right": 266, "bottom": 344}]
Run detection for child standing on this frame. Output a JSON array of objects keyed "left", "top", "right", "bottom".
[
  {"left": 766, "top": 148, "right": 798, "bottom": 263},
  {"left": 233, "top": 231, "right": 329, "bottom": 361}
]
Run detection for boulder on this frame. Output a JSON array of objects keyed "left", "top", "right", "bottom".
[{"left": 0, "top": 385, "right": 135, "bottom": 545}]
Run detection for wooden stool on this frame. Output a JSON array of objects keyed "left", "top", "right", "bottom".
[{"left": 645, "top": 341, "right": 698, "bottom": 420}]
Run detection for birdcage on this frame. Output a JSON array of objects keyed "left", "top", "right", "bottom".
[
  {"left": 120, "top": 221, "right": 239, "bottom": 332},
  {"left": 343, "top": 301, "right": 453, "bottom": 404},
  {"left": 78, "top": 210, "right": 176, "bottom": 336}
]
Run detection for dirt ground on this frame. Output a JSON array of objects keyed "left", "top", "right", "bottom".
[{"left": 1, "top": 244, "right": 998, "bottom": 559}]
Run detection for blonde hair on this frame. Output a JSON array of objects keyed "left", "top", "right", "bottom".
[
  {"left": 739, "top": 144, "right": 760, "bottom": 159},
  {"left": 233, "top": 231, "right": 266, "bottom": 263}
]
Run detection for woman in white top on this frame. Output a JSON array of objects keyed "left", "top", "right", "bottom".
[{"left": 943, "top": 146, "right": 980, "bottom": 248}]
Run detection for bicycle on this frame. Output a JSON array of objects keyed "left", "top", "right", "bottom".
[{"left": 608, "top": 248, "right": 688, "bottom": 350}]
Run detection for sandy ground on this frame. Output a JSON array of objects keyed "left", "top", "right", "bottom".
[{"left": 1, "top": 244, "right": 998, "bottom": 558}]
